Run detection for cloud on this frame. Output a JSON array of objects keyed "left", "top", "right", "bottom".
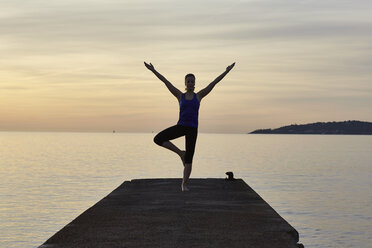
[
  {"left": 1, "top": 0, "right": 371, "bottom": 57},
  {"left": 0, "top": 86, "right": 30, "bottom": 91}
]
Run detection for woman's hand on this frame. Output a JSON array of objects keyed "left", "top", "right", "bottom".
[
  {"left": 226, "top": 62, "right": 235, "bottom": 72},
  {"left": 144, "top": 61, "right": 155, "bottom": 71},
  {"left": 144, "top": 62, "right": 182, "bottom": 99}
]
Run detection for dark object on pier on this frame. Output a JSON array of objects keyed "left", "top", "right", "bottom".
[{"left": 225, "top": 171, "right": 235, "bottom": 181}]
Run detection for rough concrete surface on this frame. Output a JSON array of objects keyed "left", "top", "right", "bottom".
[{"left": 39, "top": 178, "right": 303, "bottom": 248}]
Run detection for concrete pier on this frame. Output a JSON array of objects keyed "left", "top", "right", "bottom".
[{"left": 39, "top": 178, "right": 303, "bottom": 248}]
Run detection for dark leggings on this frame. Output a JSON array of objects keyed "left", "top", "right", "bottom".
[{"left": 154, "top": 125, "right": 198, "bottom": 164}]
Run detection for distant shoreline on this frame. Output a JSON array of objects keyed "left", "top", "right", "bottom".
[
  {"left": 250, "top": 120, "right": 372, "bottom": 135},
  {"left": 249, "top": 133, "right": 372, "bottom": 135}
]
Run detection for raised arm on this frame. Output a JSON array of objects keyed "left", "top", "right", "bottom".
[
  {"left": 144, "top": 62, "right": 182, "bottom": 100},
  {"left": 197, "top": 62, "right": 235, "bottom": 101}
]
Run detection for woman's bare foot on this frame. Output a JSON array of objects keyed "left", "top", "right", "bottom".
[
  {"left": 181, "top": 183, "right": 189, "bottom": 192},
  {"left": 179, "top": 150, "right": 186, "bottom": 166}
]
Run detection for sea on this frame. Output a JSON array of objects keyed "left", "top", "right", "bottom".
[{"left": 0, "top": 132, "right": 371, "bottom": 248}]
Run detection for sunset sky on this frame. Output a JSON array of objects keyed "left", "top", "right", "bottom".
[{"left": 1, "top": 0, "right": 371, "bottom": 133}]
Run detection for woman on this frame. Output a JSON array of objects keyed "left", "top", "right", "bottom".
[{"left": 144, "top": 61, "right": 235, "bottom": 191}]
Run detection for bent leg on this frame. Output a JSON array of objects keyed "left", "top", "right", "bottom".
[{"left": 154, "top": 125, "right": 186, "bottom": 159}]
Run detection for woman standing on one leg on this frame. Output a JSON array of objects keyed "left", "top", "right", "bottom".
[{"left": 144, "top": 61, "right": 235, "bottom": 191}]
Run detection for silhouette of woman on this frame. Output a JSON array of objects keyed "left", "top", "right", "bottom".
[{"left": 144, "top": 61, "right": 235, "bottom": 191}]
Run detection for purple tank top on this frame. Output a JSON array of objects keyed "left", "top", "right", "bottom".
[{"left": 177, "top": 93, "right": 200, "bottom": 128}]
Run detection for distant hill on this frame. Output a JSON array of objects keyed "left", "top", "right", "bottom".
[{"left": 250, "top": 121, "right": 372, "bottom": 135}]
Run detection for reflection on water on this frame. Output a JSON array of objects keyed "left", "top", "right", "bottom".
[{"left": 0, "top": 132, "right": 371, "bottom": 247}]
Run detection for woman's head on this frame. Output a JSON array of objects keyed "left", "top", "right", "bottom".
[{"left": 185, "top": 73, "right": 195, "bottom": 91}]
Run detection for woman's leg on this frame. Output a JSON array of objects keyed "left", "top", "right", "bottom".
[
  {"left": 182, "top": 127, "right": 198, "bottom": 191},
  {"left": 153, "top": 125, "right": 186, "bottom": 162}
]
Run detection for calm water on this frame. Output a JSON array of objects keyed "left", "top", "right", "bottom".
[{"left": 0, "top": 132, "right": 371, "bottom": 247}]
